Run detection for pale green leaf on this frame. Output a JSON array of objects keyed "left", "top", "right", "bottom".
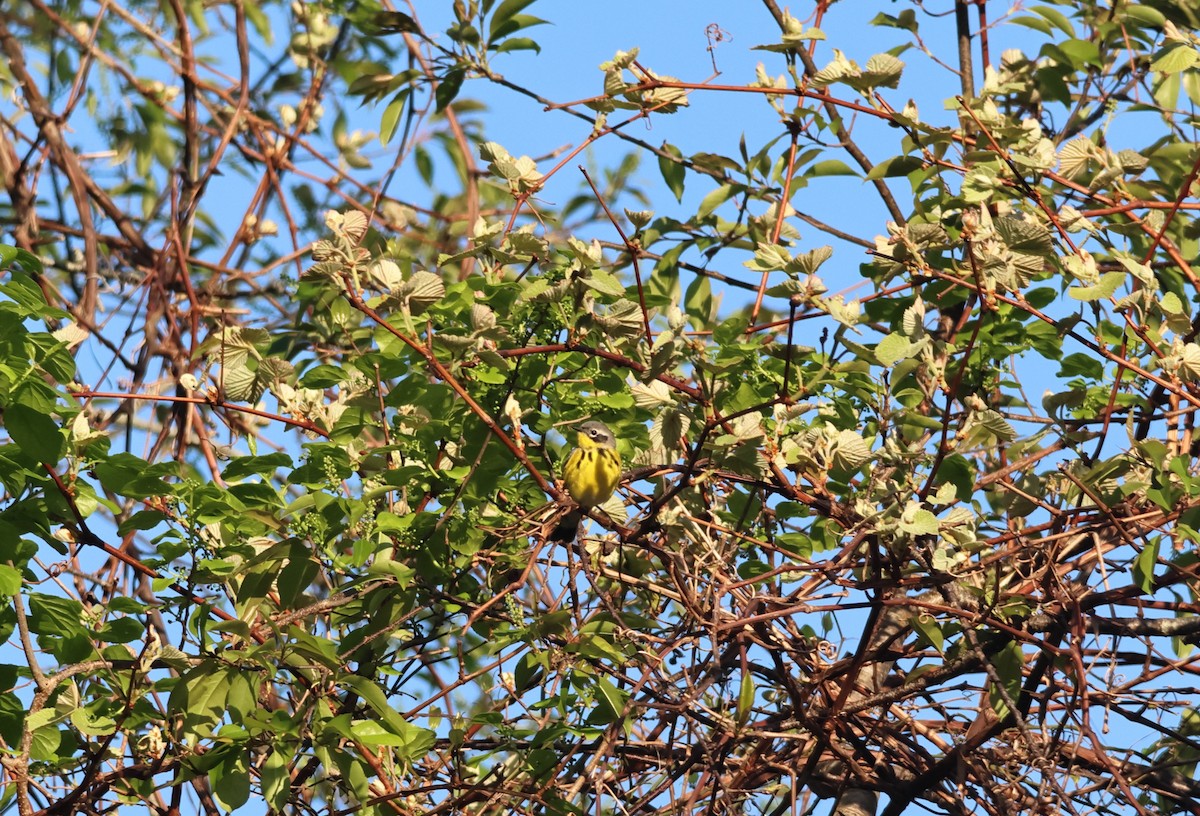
[
  {"left": 876, "top": 332, "right": 914, "bottom": 366},
  {"left": 1068, "top": 271, "right": 1124, "bottom": 301}
]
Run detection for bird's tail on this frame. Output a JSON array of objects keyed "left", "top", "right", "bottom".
[{"left": 548, "top": 507, "right": 583, "bottom": 543}]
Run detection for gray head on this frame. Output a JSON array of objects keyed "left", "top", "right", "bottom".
[{"left": 577, "top": 420, "right": 616, "bottom": 449}]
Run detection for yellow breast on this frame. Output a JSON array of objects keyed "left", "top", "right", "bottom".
[{"left": 563, "top": 441, "right": 621, "bottom": 507}]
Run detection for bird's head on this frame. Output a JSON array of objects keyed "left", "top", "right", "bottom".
[{"left": 576, "top": 420, "right": 616, "bottom": 450}]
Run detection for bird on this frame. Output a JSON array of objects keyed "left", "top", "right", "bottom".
[
  {"left": 562, "top": 420, "right": 622, "bottom": 508},
  {"left": 550, "top": 420, "right": 621, "bottom": 543}
]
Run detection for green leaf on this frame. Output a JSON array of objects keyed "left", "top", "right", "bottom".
[
  {"left": 1152, "top": 44, "right": 1199, "bottom": 74},
  {"left": 697, "top": 184, "right": 736, "bottom": 219},
  {"left": 351, "top": 720, "right": 410, "bottom": 746},
  {"left": 870, "top": 10, "right": 918, "bottom": 33},
  {"left": 379, "top": 89, "right": 410, "bottom": 147},
  {"left": 29, "top": 724, "right": 64, "bottom": 762},
  {"left": 299, "top": 365, "right": 348, "bottom": 388},
  {"left": 97, "top": 617, "right": 144, "bottom": 644},
  {"left": 93, "top": 454, "right": 178, "bottom": 499},
  {"left": 1119, "top": 5, "right": 1166, "bottom": 26},
  {"left": 912, "top": 615, "right": 944, "bottom": 652},
  {"left": 28, "top": 594, "right": 85, "bottom": 638},
  {"left": 1057, "top": 39, "right": 1100, "bottom": 69},
  {"left": 0, "top": 566, "right": 21, "bottom": 595},
  {"left": 277, "top": 545, "right": 319, "bottom": 607},
  {"left": 713, "top": 314, "right": 749, "bottom": 345},
  {"left": 488, "top": 0, "right": 539, "bottom": 41},
  {"left": 0, "top": 245, "right": 45, "bottom": 277},
  {"left": 493, "top": 36, "right": 541, "bottom": 54},
  {"left": 1153, "top": 71, "right": 1181, "bottom": 110},
  {"left": 690, "top": 152, "right": 740, "bottom": 175},
  {"left": 988, "top": 640, "right": 1023, "bottom": 720},
  {"left": 583, "top": 269, "right": 626, "bottom": 298},
  {"left": 341, "top": 676, "right": 436, "bottom": 757},
  {"left": 592, "top": 677, "right": 629, "bottom": 724},
  {"left": 25, "top": 707, "right": 58, "bottom": 732},
  {"left": 807, "top": 159, "right": 859, "bottom": 177},
  {"left": 898, "top": 504, "right": 939, "bottom": 536},
  {"left": 0, "top": 271, "right": 56, "bottom": 319},
  {"left": 1031, "top": 4, "right": 1074, "bottom": 36},
  {"left": 4, "top": 404, "right": 64, "bottom": 465},
  {"left": 261, "top": 748, "right": 291, "bottom": 812},
  {"left": 875, "top": 332, "right": 914, "bottom": 366},
  {"left": 211, "top": 747, "right": 251, "bottom": 811},
  {"left": 1059, "top": 352, "right": 1104, "bottom": 380},
  {"left": 435, "top": 68, "right": 465, "bottom": 113},
  {"left": 995, "top": 216, "right": 1054, "bottom": 257},
  {"left": 1010, "top": 15, "right": 1053, "bottom": 35},
  {"left": 685, "top": 275, "right": 714, "bottom": 325},
  {"left": 221, "top": 452, "right": 293, "bottom": 480},
  {"left": 973, "top": 409, "right": 1017, "bottom": 442},
  {"left": 170, "top": 666, "right": 235, "bottom": 738},
  {"left": 1133, "top": 538, "right": 1160, "bottom": 595},
  {"left": 658, "top": 142, "right": 686, "bottom": 202},
  {"left": 70, "top": 705, "right": 117, "bottom": 737},
  {"left": 1067, "top": 271, "right": 1123, "bottom": 302},
  {"left": 865, "top": 155, "right": 924, "bottom": 180},
  {"left": 0, "top": 691, "right": 23, "bottom": 747},
  {"left": 489, "top": 13, "right": 547, "bottom": 44},
  {"left": 856, "top": 53, "right": 905, "bottom": 89}
]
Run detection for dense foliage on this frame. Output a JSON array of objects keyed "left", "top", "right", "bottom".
[{"left": 5, "top": 1, "right": 1200, "bottom": 814}]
